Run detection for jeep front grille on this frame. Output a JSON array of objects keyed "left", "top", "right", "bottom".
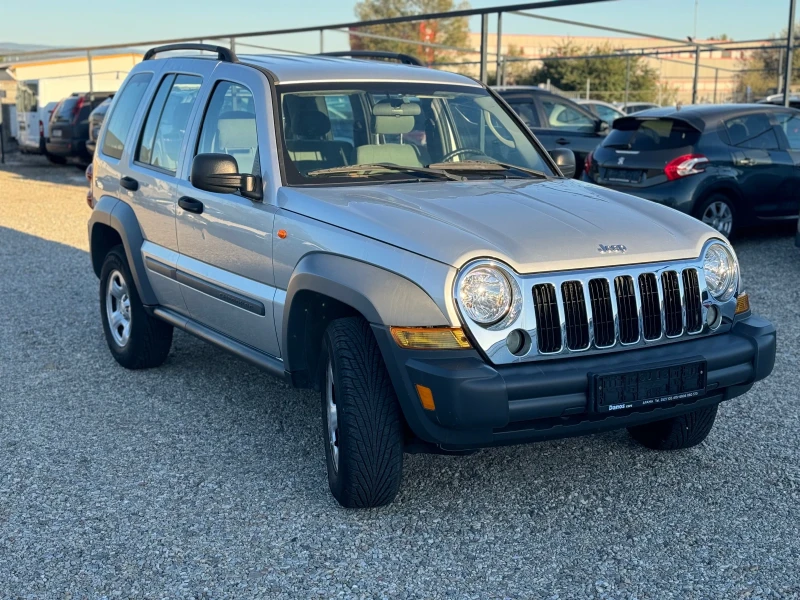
[{"left": 530, "top": 267, "right": 703, "bottom": 355}]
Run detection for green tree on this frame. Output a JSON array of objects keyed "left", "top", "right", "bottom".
[
  {"left": 352, "top": 0, "right": 470, "bottom": 65},
  {"left": 734, "top": 26, "right": 799, "bottom": 100},
  {"left": 529, "top": 41, "right": 660, "bottom": 103}
]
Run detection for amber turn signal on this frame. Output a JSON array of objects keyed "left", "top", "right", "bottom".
[
  {"left": 390, "top": 327, "right": 472, "bottom": 350},
  {"left": 735, "top": 292, "right": 750, "bottom": 314},
  {"left": 415, "top": 385, "right": 436, "bottom": 411}
]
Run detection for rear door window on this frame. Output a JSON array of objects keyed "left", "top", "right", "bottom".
[
  {"left": 506, "top": 100, "right": 540, "bottom": 128},
  {"left": 604, "top": 118, "right": 701, "bottom": 151},
  {"left": 101, "top": 73, "right": 153, "bottom": 160},
  {"left": 540, "top": 97, "right": 595, "bottom": 132},
  {"left": 776, "top": 113, "right": 800, "bottom": 150},
  {"left": 724, "top": 113, "right": 779, "bottom": 150},
  {"left": 135, "top": 74, "right": 202, "bottom": 173}
]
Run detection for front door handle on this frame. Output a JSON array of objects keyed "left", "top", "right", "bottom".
[
  {"left": 555, "top": 138, "right": 570, "bottom": 145},
  {"left": 119, "top": 176, "right": 139, "bottom": 191},
  {"left": 178, "top": 196, "right": 204, "bottom": 214}
]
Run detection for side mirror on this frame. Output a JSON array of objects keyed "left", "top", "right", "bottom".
[
  {"left": 190, "top": 153, "right": 262, "bottom": 201},
  {"left": 549, "top": 148, "right": 576, "bottom": 179},
  {"left": 596, "top": 120, "right": 610, "bottom": 134}
]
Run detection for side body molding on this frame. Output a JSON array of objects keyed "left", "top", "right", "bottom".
[
  {"left": 88, "top": 195, "right": 157, "bottom": 306},
  {"left": 281, "top": 253, "right": 451, "bottom": 374}
]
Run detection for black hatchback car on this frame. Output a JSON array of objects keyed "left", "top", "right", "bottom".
[
  {"left": 46, "top": 91, "right": 114, "bottom": 164},
  {"left": 584, "top": 105, "right": 800, "bottom": 237},
  {"left": 495, "top": 86, "right": 608, "bottom": 178}
]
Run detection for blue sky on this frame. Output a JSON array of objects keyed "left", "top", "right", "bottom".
[{"left": 1, "top": 0, "right": 796, "bottom": 51}]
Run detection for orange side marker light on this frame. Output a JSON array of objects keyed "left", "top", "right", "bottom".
[
  {"left": 416, "top": 384, "right": 435, "bottom": 411},
  {"left": 277, "top": 229, "right": 288, "bottom": 239}
]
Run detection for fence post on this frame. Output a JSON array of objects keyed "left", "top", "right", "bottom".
[
  {"left": 784, "top": 0, "right": 796, "bottom": 106},
  {"left": 691, "top": 46, "right": 700, "bottom": 104},
  {"left": 713, "top": 68, "right": 719, "bottom": 103},
  {"left": 230, "top": 37, "right": 236, "bottom": 54},
  {"left": 624, "top": 55, "right": 630, "bottom": 108},
  {"left": 479, "top": 13, "right": 489, "bottom": 84},
  {"left": 586, "top": 78, "right": 590, "bottom": 99},
  {"left": 495, "top": 12, "right": 503, "bottom": 85},
  {"left": 320, "top": 29, "right": 324, "bottom": 53},
  {"left": 87, "top": 50, "right": 94, "bottom": 94}
]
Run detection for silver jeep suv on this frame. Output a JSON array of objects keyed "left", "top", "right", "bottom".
[{"left": 88, "top": 44, "right": 776, "bottom": 508}]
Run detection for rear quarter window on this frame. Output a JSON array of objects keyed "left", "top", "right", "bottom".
[
  {"left": 604, "top": 118, "right": 701, "bottom": 151},
  {"left": 723, "top": 113, "right": 779, "bottom": 150},
  {"left": 101, "top": 73, "right": 154, "bottom": 160}
]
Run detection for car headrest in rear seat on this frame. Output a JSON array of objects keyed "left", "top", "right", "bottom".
[{"left": 294, "top": 111, "right": 331, "bottom": 139}]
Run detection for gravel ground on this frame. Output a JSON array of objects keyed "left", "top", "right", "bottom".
[{"left": 1, "top": 154, "right": 799, "bottom": 600}]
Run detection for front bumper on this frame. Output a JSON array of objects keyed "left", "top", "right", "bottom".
[{"left": 373, "top": 315, "right": 776, "bottom": 451}]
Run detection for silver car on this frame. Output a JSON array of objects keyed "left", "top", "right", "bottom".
[{"left": 88, "top": 44, "right": 776, "bottom": 508}]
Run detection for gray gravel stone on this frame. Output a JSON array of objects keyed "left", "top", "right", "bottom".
[{"left": 1, "top": 155, "right": 798, "bottom": 599}]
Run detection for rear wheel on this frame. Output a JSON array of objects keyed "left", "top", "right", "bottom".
[
  {"left": 694, "top": 193, "right": 736, "bottom": 238},
  {"left": 320, "top": 317, "right": 404, "bottom": 508},
  {"left": 99, "top": 246, "right": 173, "bottom": 369},
  {"left": 628, "top": 404, "right": 719, "bottom": 450}
]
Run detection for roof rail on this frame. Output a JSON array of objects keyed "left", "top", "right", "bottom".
[
  {"left": 143, "top": 43, "right": 238, "bottom": 62},
  {"left": 318, "top": 50, "right": 422, "bottom": 66}
]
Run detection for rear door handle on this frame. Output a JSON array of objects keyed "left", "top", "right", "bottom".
[
  {"left": 178, "top": 196, "right": 204, "bottom": 214},
  {"left": 555, "top": 138, "right": 570, "bottom": 145},
  {"left": 119, "top": 176, "right": 139, "bottom": 191}
]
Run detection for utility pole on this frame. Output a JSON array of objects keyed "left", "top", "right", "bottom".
[{"left": 784, "top": 0, "right": 796, "bottom": 106}]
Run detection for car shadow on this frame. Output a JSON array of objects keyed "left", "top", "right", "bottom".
[{"left": 0, "top": 151, "right": 88, "bottom": 187}]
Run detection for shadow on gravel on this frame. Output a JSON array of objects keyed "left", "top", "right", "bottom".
[{"left": 0, "top": 152, "right": 88, "bottom": 187}]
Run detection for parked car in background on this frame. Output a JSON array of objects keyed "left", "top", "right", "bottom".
[
  {"left": 85, "top": 96, "right": 113, "bottom": 155},
  {"left": 578, "top": 99, "right": 626, "bottom": 124},
  {"left": 495, "top": 86, "right": 608, "bottom": 177},
  {"left": 758, "top": 93, "right": 800, "bottom": 110},
  {"left": 46, "top": 92, "right": 115, "bottom": 164},
  {"left": 15, "top": 79, "right": 80, "bottom": 154},
  {"left": 616, "top": 102, "right": 661, "bottom": 115},
  {"left": 584, "top": 105, "right": 800, "bottom": 237}
]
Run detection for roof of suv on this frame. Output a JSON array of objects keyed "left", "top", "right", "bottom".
[
  {"left": 236, "top": 54, "right": 482, "bottom": 87},
  {"left": 617, "top": 103, "right": 799, "bottom": 131}
]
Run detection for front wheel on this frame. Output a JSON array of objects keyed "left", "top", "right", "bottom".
[
  {"left": 320, "top": 317, "right": 404, "bottom": 508},
  {"left": 627, "top": 404, "right": 719, "bottom": 450}
]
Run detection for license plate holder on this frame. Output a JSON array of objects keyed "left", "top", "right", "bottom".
[
  {"left": 604, "top": 167, "right": 641, "bottom": 183},
  {"left": 51, "top": 130, "right": 62, "bottom": 138},
  {"left": 591, "top": 359, "right": 707, "bottom": 413}
]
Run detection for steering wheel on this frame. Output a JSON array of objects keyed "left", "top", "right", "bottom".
[{"left": 439, "top": 148, "right": 487, "bottom": 163}]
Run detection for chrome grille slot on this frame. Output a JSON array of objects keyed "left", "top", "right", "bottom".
[
  {"left": 614, "top": 275, "right": 640, "bottom": 344},
  {"left": 662, "top": 271, "right": 683, "bottom": 336},
  {"left": 561, "top": 281, "right": 589, "bottom": 350},
  {"left": 588, "top": 278, "right": 615, "bottom": 348},
  {"left": 638, "top": 273, "right": 661, "bottom": 340},
  {"left": 533, "top": 283, "right": 562, "bottom": 353},
  {"left": 683, "top": 268, "right": 703, "bottom": 333}
]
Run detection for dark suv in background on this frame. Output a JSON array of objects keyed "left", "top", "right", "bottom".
[
  {"left": 495, "top": 86, "right": 608, "bottom": 178},
  {"left": 45, "top": 92, "right": 114, "bottom": 164},
  {"left": 584, "top": 105, "right": 800, "bottom": 237},
  {"left": 84, "top": 96, "right": 113, "bottom": 156}
]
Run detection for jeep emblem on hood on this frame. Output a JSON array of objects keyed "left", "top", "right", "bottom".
[{"left": 598, "top": 244, "right": 627, "bottom": 254}]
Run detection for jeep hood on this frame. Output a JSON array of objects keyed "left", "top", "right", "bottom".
[{"left": 278, "top": 178, "right": 718, "bottom": 274}]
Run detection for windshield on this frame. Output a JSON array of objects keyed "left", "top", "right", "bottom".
[{"left": 277, "top": 82, "right": 554, "bottom": 185}]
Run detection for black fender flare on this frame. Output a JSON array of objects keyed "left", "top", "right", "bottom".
[
  {"left": 88, "top": 195, "right": 157, "bottom": 306},
  {"left": 281, "top": 253, "right": 451, "bottom": 375}
]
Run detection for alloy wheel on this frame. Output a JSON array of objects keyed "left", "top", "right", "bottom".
[
  {"left": 325, "top": 360, "right": 340, "bottom": 472},
  {"left": 106, "top": 270, "right": 132, "bottom": 347},
  {"left": 701, "top": 201, "right": 733, "bottom": 237}
]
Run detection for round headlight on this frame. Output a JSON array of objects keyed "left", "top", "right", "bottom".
[
  {"left": 703, "top": 242, "right": 738, "bottom": 301},
  {"left": 458, "top": 266, "right": 513, "bottom": 325}
]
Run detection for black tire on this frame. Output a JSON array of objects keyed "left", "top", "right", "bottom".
[
  {"left": 319, "top": 317, "right": 404, "bottom": 508},
  {"left": 99, "top": 245, "right": 173, "bottom": 369},
  {"left": 693, "top": 193, "right": 737, "bottom": 238},
  {"left": 45, "top": 152, "right": 67, "bottom": 165},
  {"left": 628, "top": 404, "right": 719, "bottom": 450}
]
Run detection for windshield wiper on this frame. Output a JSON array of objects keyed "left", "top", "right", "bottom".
[
  {"left": 427, "top": 160, "right": 550, "bottom": 179},
  {"left": 307, "top": 163, "right": 464, "bottom": 181}
]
